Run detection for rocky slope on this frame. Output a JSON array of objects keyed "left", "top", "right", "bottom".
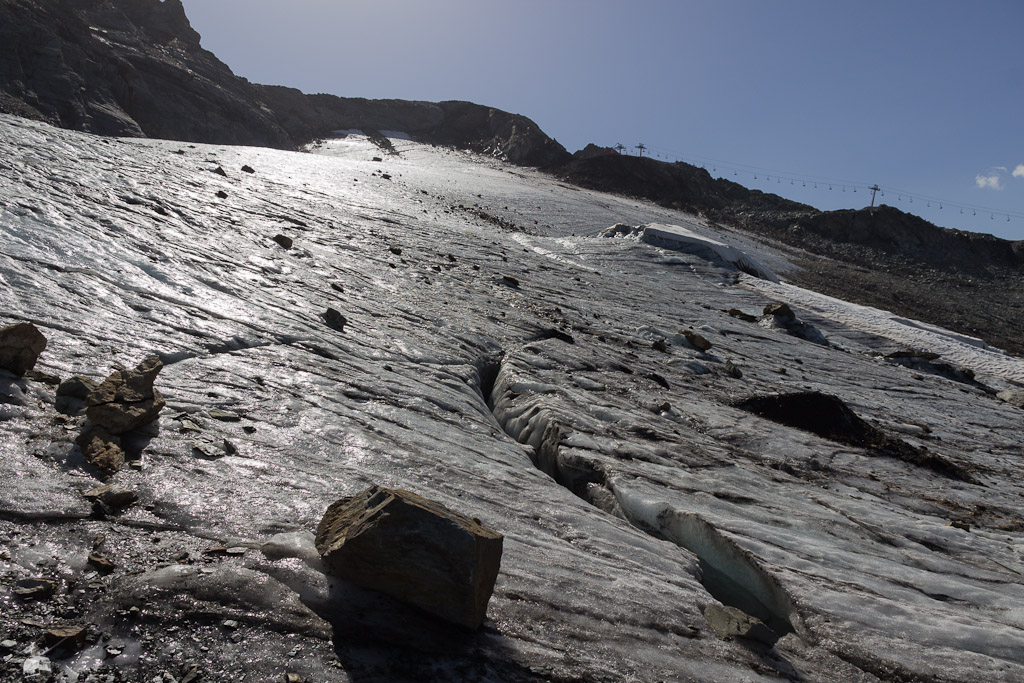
[{"left": 0, "top": 0, "right": 569, "bottom": 166}]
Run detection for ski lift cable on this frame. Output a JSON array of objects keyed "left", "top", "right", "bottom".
[{"left": 630, "top": 144, "right": 1024, "bottom": 220}]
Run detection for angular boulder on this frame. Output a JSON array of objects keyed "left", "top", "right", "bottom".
[
  {"left": 315, "top": 486, "right": 503, "bottom": 630},
  {"left": 0, "top": 322, "right": 47, "bottom": 375},
  {"left": 85, "top": 356, "right": 166, "bottom": 434}
]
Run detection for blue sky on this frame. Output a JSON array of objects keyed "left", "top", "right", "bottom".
[{"left": 181, "top": 0, "right": 1024, "bottom": 240}]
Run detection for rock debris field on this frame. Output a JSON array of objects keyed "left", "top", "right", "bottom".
[{"left": 1, "top": 114, "right": 1023, "bottom": 682}]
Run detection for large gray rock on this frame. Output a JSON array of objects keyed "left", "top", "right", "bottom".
[
  {"left": 315, "top": 486, "right": 503, "bottom": 630},
  {"left": 0, "top": 322, "right": 47, "bottom": 375},
  {"left": 85, "top": 356, "right": 165, "bottom": 434}
]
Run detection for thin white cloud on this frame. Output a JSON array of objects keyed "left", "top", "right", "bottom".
[
  {"left": 976, "top": 172, "right": 1003, "bottom": 190},
  {"left": 1013, "top": 164, "right": 1024, "bottom": 178}
]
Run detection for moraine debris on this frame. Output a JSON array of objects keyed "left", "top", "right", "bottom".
[{"left": 76, "top": 426, "right": 126, "bottom": 475}]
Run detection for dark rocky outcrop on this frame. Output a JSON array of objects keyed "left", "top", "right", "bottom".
[
  {"left": 0, "top": 0, "right": 569, "bottom": 165},
  {"left": 0, "top": 322, "right": 47, "bottom": 375},
  {"left": 315, "top": 485, "right": 503, "bottom": 630}
]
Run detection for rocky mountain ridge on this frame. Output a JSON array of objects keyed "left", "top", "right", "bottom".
[{"left": 0, "top": 0, "right": 569, "bottom": 166}]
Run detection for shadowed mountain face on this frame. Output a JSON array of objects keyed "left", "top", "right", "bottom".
[{"left": 0, "top": 0, "right": 570, "bottom": 166}]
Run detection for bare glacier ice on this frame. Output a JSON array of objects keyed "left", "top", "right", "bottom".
[{"left": 1, "top": 114, "right": 1023, "bottom": 682}]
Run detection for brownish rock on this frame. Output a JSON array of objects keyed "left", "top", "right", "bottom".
[
  {"left": 86, "top": 357, "right": 165, "bottom": 434},
  {"left": 44, "top": 626, "right": 86, "bottom": 649},
  {"left": 75, "top": 427, "right": 125, "bottom": 475},
  {"left": 84, "top": 483, "right": 138, "bottom": 510},
  {"left": 682, "top": 329, "right": 712, "bottom": 351},
  {"left": 315, "top": 486, "right": 503, "bottom": 630},
  {"left": 0, "top": 322, "right": 47, "bottom": 375}
]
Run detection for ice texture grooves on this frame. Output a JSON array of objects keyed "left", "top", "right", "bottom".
[{"left": 1, "top": 115, "right": 1023, "bottom": 682}]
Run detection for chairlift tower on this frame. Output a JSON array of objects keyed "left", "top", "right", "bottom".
[{"left": 868, "top": 184, "right": 881, "bottom": 208}]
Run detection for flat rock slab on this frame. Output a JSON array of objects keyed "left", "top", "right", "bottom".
[
  {"left": 315, "top": 485, "right": 503, "bottom": 630},
  {"left": 0, "top": 322, "right": 47, "bottom": 375}
]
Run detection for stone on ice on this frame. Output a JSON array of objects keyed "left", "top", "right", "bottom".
[
  {"left": 703, "top": 603, "right": 779, "bottom": 646},
  {"left": 0, "top": 321, "right": 47, "bottom": 375},
  {"left": 76, "top": 426, "right": 126, "bottom": 475},
  {"left": 315, "top": 485, "right": 503, "bottom": 629},
  {"left": 85, "top": 356, "right": 165, "bottom": 434}
]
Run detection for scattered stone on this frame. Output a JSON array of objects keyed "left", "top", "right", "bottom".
[
  {"left": 0, "top": 321, "right": 47, "bottom": 375},
  {"left": 76, "top": 426, "right": 125, "bottom": 475},
  {"left": 223, "top": 439, "right": 238, "bottom": 456},
  {"left": 996, "top": 390, "right": 1024, "bottom": 408},
  {"left": 178, "top": 417, "right": 204, "bottom": 432},
  {"left": 88, "top": 553, "right": 116, "bottom": 574},
  {"left": 0, "top": 639, "right": 16, "bottom": 651},
  {"left": 726, "top": 308, "right": 757, "bottom": 323},
  {"left": 323, "top": 308, "right": 347, "bottom": 332},
  {"left": 192, "top": 440, "right": 224, "bottom": 459},
  {"left": 272, "top": 234, "right": 293, "bottom": 249},
  {"left": 58, "top": 375, "right": 98, "bottom": 399},
  {"left": 213, "top": 166, "right": 227, "bottom": 177},
  {"left": 682, "top": 329, "right": 712, "bottom": 351},
  {"left": 389, "top": 246, "right": 402, "bottom": 256},
  {"left": 24, "top": 369, "right": 60, "bottom": 384},
  {"left": 241, "top": 165, "right": 255, "bottom": 174},
  {"left": 762, "top": 303, "right": 795, "bottom": 320},
  {"left": 651, "top": 339, "right": 669, "bottom": 353},
  {"left": 86, "top": 356, "right": 165, "bottom": 434},
  {"left": 703, "top": 604, "right": 778, "bottom": 646},
  {"left": 381, "top": 173, "right": 391, "bottom": 180},
  {"left": 647, "top": 372, "right": 670, "bottom": 389},
  {"left": 330, "top": 282, "right": 345, "bottom": 293},
  {"left": 371, "top": 156, "right": 382, "bottom": 162},
  {"left": 316, "top": 485, "right": 503, "bottom": 629},
  {"left": 222, "top": 619, "right": 239, "bottom": 630},
  {"left": 44, "top": 625, "right": 86, "bottom": 649},
  {"left": 13, "top": 577, "right": 57, "bottom": 600},
  {"left": 947, "top": 520, "right": 971, "bottom": 532},
  {"left": 724, "top": 360, "right": 743, "bottom": 379},
  {"left": 208, "top": 409, "right": 240, "bottom": 422},
  {"left": 501, "top": 275, "right": 520, "bottom": 288},
  {"left": 885, "top": 349, "right": 942, "bottom": 361},
  {"left": 216, "top": 190, "right": 228, "bottom": 199},
  {"left": 22, "top": 655, "right": 52, "bottom": 682},
  {"left": 648, "top": 401, "right": 672, "bottom": 414},
  {"left": 285, "top": 674, "right": 305, "bottom": 683},
  {"left": 760, "top": 303, "right": 828, "bottom": 346},
  {"left": 84, "top": 483, "right": 138, "bottom": 510},
  {"left": 105, "top": 644, "right": 123, "bottom": 657}
]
